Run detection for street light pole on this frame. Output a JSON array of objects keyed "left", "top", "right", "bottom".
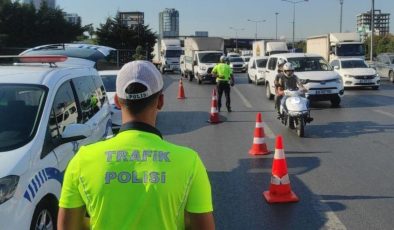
[
  {"left": 229, "top": 27, "right": 244, "bottom": 51},
  {"left": 370, "top": 0, "right": 374, "bottom": 61},
  {"left": 339, "top": 0, "right": 344, "bottom": 32},
  {"left": 275, "top": 12, "right": 279, "bottom": 40},
  {"left": 247, "top": 19, "right": 266, "bottom": 41},
  {"left": 282, "top": 0, "right": 309, "bottom": 49}
]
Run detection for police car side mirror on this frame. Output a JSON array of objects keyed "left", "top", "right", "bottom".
[{"left": 61, "top": 123, "right": 92, "bottom": 143}]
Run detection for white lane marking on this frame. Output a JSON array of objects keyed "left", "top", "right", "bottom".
[
  {"left": 263, "top": 124, "right": 275, "bottom": 139},
  {"left": 313, "top": 198, "right": 347, "bottom": 230},
  {"left": 373, "top": 109, "right": 394, "bottom": 118},
  {"left": 233, "top": 86, "right": 252, "bottom": 108}
]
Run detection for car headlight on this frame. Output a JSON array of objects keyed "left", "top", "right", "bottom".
[
  {"left": 299, "top": 79, "right": 309, "bottom": 84},
  {"left": 0, "top": 175, "right": 19, "bottom": 205},
  {"left": 199, "top": 66, "right": 207, "bottom": 71},
  {"left": 344, "top": 74, "right": 354, "bottom": 78},
  {"left": 336, "top": 78, "right": 343, "bottom": 84}
]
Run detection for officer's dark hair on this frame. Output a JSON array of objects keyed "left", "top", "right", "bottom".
[{"left": 118, "top": 82, "right": 162, "bottom": 115}]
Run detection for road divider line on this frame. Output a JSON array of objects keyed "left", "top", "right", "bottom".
[
  {"left": 263, "top": 123, "right": 275, "bottom": 139},
  {"left": 233, "top": 86, "right": 252, "bottom": 108},
  {"left": 313, "top": 198, "right": 347, "bottom": 230},
  {"left": 373, "top": 109, "right": 394, "bottom": 118}
]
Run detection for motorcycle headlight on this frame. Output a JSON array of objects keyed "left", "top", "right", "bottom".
[
  {"left": 199, "top": 66, "right": 207, "bottom": 71},
  {"left": 0, "top": 175, "right": 19, "bottom": 205}
]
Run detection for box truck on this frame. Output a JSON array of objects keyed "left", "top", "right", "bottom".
[
  {"left": 152, "top": 38, "right": 183, "bottom": 73},
  {"left": 306, "top": 32, "right": 365, "bottom": 62},
  {"left": 184, "top": 37, "right": 224, "bottom": 84},
  {"left": 252, "top": 40, "right": 288, "bottom": 57}
]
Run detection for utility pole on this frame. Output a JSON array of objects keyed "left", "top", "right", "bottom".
[
  {"left": 370, "top": 0, "right": 374, "bottom": 61},
  {"left": 282, "top": 0, "right": 309, "bottom": 49},
  {"left": 339, "top": 0, "right": 344, "bottom": 32},
  {"left": 275, "top": 12, "right": 279, "bottom": 39},
  {"left": 247, "top": 19, "right": 266, "bottom": 41}
]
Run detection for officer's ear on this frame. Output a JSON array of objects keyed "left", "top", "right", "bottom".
[
  {"left": 114, "top": 94, "right": 121, "bottom": 109},
  {"left": 157, "top": 93, "right": 164, "bottom": 110}
]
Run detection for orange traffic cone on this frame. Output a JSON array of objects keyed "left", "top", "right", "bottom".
[
  {"left": 263, "top": 135, "right": 299, "bottom": 203},
  {"left": 208, "top": 88, "right": 220, "bottom": 124},
  {"left": 249, "top": 112, "right": 269, "bottom": 155},
  {"left": 177, "top": 78, "right": 186, "bottom": 99}
]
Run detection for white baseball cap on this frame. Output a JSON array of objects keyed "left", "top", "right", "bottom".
[{"left": 116, "top": 60, "right": 164, "bottom": 100}]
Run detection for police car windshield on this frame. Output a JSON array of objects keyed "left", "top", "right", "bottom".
[
  {"left": 341, "top": 60, "right": 368, "bottom": 68},
  {"left": 198, "top": 53, "right": 222, "bottom": 63},
  {"left": 0, "top": 84, "right": 47, "bottom": 152},
  {"left": 101, "top": 74, "right": 117, "bottom": 92},
  {"left": 287, "top": 57, "right": 332, "bottom": 72}
]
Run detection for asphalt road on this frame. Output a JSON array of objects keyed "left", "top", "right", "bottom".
[{"left": 157, "top": 72, "right": 394, "bottom": 230}]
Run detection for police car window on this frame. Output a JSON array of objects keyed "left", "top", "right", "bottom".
[
  {"left": 49, "top": 81, "right": 79, "bottom": 140},
  {"left": 73, "top": 76, "right": 100, "bottom": 123},
  {"left": 92, "top": 74, "right": 107, "bottom": 107}
]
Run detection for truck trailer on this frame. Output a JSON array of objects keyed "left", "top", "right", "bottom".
[
  {"left": 252, "top": 40, "right": 288, "bottom": 57},
  {"left": 306, "top": 32, "right": 365, "bottom": 62}
]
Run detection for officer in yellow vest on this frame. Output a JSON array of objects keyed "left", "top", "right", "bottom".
[
  {"left": 58, "top": 61, "right": 215, "bottom": 230},
  {"left": 212, "top": 56, "right": 234, "bottom": 112}
]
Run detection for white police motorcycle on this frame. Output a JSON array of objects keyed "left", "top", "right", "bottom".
[{"left": 279, "top": 89, "right": 312, "bottom": 137}]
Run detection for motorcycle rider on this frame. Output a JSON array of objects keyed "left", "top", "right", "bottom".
[
  {"left": 275, "top": 62, "right": 313, "bottom": 122},
  {"left": 274, "top": 59, "right": 287, "bottom": 116}
]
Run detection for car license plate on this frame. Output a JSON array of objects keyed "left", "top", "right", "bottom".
[
  {"left": 360, "top": 79, "right": 372, "bottom": 83},
  {"left": 315, "top": 89, "right": 332, "bottom": 94}
]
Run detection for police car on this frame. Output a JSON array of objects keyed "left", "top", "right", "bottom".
[{"left": 0, "top": 56, "right": 112, "bottom": 229}]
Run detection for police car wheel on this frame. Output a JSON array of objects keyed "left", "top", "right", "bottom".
[{"left": 30, "top": 198, "right": 57, "bottom": 230}]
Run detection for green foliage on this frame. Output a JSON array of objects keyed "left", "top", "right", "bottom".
[
  {"left": 96, "top": 14, "right": 157, "bottom": 60},
  {"left": 132, "top": 45, "right": 146, "bottom": 60},
  {"left": 0, "top": 1, "right": 85, "bottom": 48},
  {"left": 364, "top": 34, "right": 394, "bottom": 58}
]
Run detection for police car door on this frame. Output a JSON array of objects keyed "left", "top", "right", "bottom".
[{"left": 72, "top": 74, "right": 111, "bottom": 145}]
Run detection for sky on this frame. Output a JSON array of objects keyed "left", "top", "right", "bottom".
[{"left": 57, "top": 0, "right": 394, "bottom": 41}]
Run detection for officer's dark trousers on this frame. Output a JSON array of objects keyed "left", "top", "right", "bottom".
[
  {"left": 217, "top": 81, "right": 231, "bottom": 110},
  {"left": 275, "top": 94, "right": 283, "bottom": 114}
]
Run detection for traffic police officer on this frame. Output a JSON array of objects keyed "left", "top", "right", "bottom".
[
  {"left": 212, "top": 56, "right": 234, "bottom": 112},
  {"left": 58, "top": 61, "right": 215, "bottom": 230}
]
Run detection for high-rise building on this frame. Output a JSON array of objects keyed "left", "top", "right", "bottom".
[
  {"left": 357, "top": 10, "right": 390, "bottom": 40},
  {"left": 23, "top": 0, "right": 56, "bottom": 9},
  {"left": 159, "top": 8, "right": 179, "bottom": 38},
  {"left": 118, "top": 12, "right": 144, "bottom": 28},
  {"left": 64, "top": 13, "right": 81, "bottom": 25}
]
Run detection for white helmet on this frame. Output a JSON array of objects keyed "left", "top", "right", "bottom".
[
  {"left": 277, "top": 59, "right": 286, "bottom": 66},
  {"left": 220, "top": 55, "right": 226, "bottom": 63},
  {"left": 283, "top": 62, "right": 295, "bottom": 77}
]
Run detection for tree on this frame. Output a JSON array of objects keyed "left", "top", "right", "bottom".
[
  {"left": 96, "top": 13, "right": 157, "bottom": 60},
  {"left": 0, "top": 1, "right": 86, "bottom": 49},
  {"left": 132, "top": 45, "right": 146, "bottom": 60},
  {"left": 364, "top": 34, "right": 394, "bottom": 58}
]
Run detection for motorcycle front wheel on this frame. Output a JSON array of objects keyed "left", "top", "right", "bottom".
[{"left": 296, "top": 117, "right": 305, "bottom": 137}]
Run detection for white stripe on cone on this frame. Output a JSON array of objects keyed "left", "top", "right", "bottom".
[
  {"left": 253, "top": 137, "right": 265, "bottom": 144},
  {"left": 211, "top": 108, "right": 218, "bottom": 113},
  {"left": 256, "top": 122, "right": 265, "bottom": 128},
  {"left": 274, "top": 149, "right": 285, "bottom": 159},
  {"left": 270, "top": 174, "right": 290, "bottom": 185}
]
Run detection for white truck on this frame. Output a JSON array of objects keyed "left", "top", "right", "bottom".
[
  {"left": 306, "top": 32, "right": 365, "bottom": 62},
  {"left": 152, "top": 38, "right": 183, "bottom": 73},
  {"left": 184, "top": 37, "right": 224, "bottom": 84},
  {"left": 252, "top": 40, "right": 288, "bottom": 57}
]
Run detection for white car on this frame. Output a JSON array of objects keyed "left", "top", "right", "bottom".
[
  {"left": 248, "top": 56, "right": 268, "bottom": 85},
  {"left": 0, "top": 56, "right": 112, "bottom": 230},
  {"left": 228, "top": 56, "right": 247, "bottom": 73},
  {"left": 99, "top": 70, "right": 122, "bottom": 131},
  {"left": 330, "top": 58, "right": 380, "bottom": 89},
  {"left": 227, "top": 52, "right": 240, "bottom": 58},
  {"left": 265, "top": 53, "right": 344, "bottom": 107}
]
